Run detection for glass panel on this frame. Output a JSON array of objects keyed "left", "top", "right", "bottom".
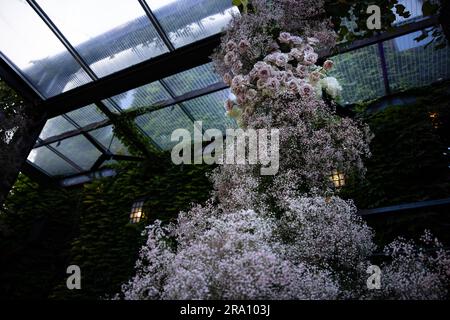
[
  {"left": 393, "top": 0, "right": 424, "bottom": 26},
  {"left": 383, "top": 29, "right": 450, "bottom": 92},
  {"left": 147, "top": 0, "right": 238, "bottom": 48},
  {"left": 0, "top": 0, "right": 92, "bottom": 98},
  {"left": 183, "top": 89, "right": 237, "bottom": 133},
  {"left": 328, "top": 44, "right": 385, "bottom": 104},
  {"left": 36, "top": 0, "right": 169, "bottom": 78},
  {"left": 105, "top": 81, "right": 171, "bottom": 113},
  {"left": 66, "top": 104, "right": 107, "bottom": 127},
  {"left": 136, "top": 105, "right": 193, "bottom": 150},
  {"left": 89, "top": 126, "right": 131, "bottom": 156},
  {"left": 163, "top": 63, "right": 222, "bottom": 96},
  {"left": 39, "top": 116, "right": 77, "bottom": 140},
  {"left": 50, "top": 135, "right": 102, "bottom": 171},
  {"left": 27, "top": 147, "right": 80, "bottom": 176}
]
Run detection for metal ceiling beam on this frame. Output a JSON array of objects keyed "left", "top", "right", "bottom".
[
  {"left": 158, "top": 79, "right": 205, "bottom": 134},
  {"left": 130, "top": 81, "right": 229, "bottom": 116},
  {"left": 35, "top": 81, "right": 228, "bottom": 148},
  {"left": 321, "top": 16, "right": 440, "bottom": 58},
  {"left": 138, "top": 0, "right": 176, "bottom": 52},
  {"left": 34, "top": 119, "right": 110, "bottom": 148},
  {"left": 41, "top": 33, "right": 222, "bottom": 118},
  {"left": 44, "top": 144, "right": 85, "bottom": 173},
  {"left": 377, "top": 42, "right": 392, "bottom": 96},
  {"left": 358, "top": 197, "right": 450, "bottom": 217}
]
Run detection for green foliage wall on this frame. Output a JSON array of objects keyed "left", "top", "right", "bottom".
[
  {"left": 341, "top": 83, "right": 450, "bottom": 209},
  {"left": 1, "top": 158, "right": 214, "bottom": 300},
  {"left": 51, "top": 159, "right": 214, "bottom": 300},
  {"left": 0, "top": 175, "right": 80, "bottom": 299}
]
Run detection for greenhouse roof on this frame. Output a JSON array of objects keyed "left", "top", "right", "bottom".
[{"left": 0, "top": 0, "right": 449, "bottom": 185}]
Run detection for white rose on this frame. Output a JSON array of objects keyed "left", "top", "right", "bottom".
[{"left": 321, "top": 77, "right": 343, "bottom": 99}]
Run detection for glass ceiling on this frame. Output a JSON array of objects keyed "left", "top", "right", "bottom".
[
  {"left": 0, "top": 0, "right": 238, "bottom": 98},
  {"left": 0, "top": 0, "right": 447, "bottom": 182}
]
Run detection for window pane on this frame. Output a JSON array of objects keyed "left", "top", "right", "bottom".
[
  {"left": 39, "top": 116, "right": 77, "bottom": 140},
  {"left": 105, "top": 81, "right": 171, "bottom": 113},
  {"left": 66, "top": 104, "right": 107, "bottom": 128},
  {"left": 36, "top": 0, "right": 169, "bottom": 78},
  {"left": 383, "top": 29, "right": 450, "bottom": 93},
  {"left": 393, "top": 0, "right": 424, "bottom": 26},
  {"left": 27, "top": 147, "right": 80, "bottom": 176},
  {"left": 183, "top": 89, "right": 237, "bottom": 133},
  {"left": 163, "top": 63, "right": 222, "bottom": 96},
  {"left": 147, "top": 0, "right": 238, "bottom": 48},
  {"left": 136, "top": 105, "right": 193, "bottom": 150},
  {"left": 89, "top": 126, "right": 131, "bottom": 156},
  {"left": 328, "top": 44, "right": 385, "bottom": 104},
  {"left": 0, "top": 0, "right": 92, "bottom": 98},
  {"left": 50, "top": 135, "right": 102, "bottom": 171}
]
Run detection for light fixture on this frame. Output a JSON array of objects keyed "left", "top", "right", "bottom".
[
  {"left": 330, "top": 170, "right": 346, "bottom": 188},
  {"left": 130, "top": 200, "right": 145, "bottom": 224},
  {"left": 429, "top": 112, "right": 440, "bottom": 129}
]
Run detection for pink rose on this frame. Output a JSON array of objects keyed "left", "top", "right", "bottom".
[
  {"left": 309, "top": 71, "right": 321, "bottom": 84},
  {"left": 266, "top": 77, "right": 280, "bottom": 92},
  {"left": 290, "top": 36, "right": 303, "bottom": 46},
  {"left": 223, "top": 73, "right": 232, "bottom": 86},
  {"left": 275, "top": 53, "right": 289, "bottom": 67},
  {"left": 323, "top": 60, "right": 334, "bottom": 71},
  {"left": 296, "top": 65, "right": 307, "bottom": 78},
  {"left": 226, "top": 40, "right": 237, "bottom": 52},
  {"left": 257, "top": 64, "right": 272, "bottom": 80},
  {"left": 274, "top": 71, "right": 284, "bottom": 82},
  {"left": 264, "top": 53, "right": 278, "bottom": 64},
  {"left": 289, "top": 48, "right": 303, "bottom": 61},
  {"left": 303, "top": 44, "right": 314, "bottom": 53},
  {"left": 238, "top": 39, "right": 251, "bottom": 54},
  {"left": 231, "top": 75, "right": 245, "bottom": 90},
  {"left": 282, "top": 70, "right": 294, "bottom": 82},
  {"left": 231, "top": 61, "right": 243, "bottom": 75},
  {"left": 224, "top": 51, "right": 236, "bottom": 66},
  {"left": 299, "top": 83, "right": 314, "bottom": 97},
  {"left": 278, "top": 32, "right": 292, "bottom": 44},
  {"left": 246, "top": 89, "right": 258, "bottom": 100},
  {"left": 286, "top": 79, "right": 300, "bottom": 94},
  {"left": 304, "top": 52, "right": 318, "bottom": 65},
  {"left": 224, "top": 99, "right": 234, "bottom": 111},
  {"left": 257, "top": 79, "right": 267, "bottom": 90}
]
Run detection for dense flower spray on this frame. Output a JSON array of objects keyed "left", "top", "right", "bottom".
[{"left": 120, "top": 0, "right": 450, "bottom": 300}]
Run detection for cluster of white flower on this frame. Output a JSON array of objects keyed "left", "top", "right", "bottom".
[
  {"left": 223, "top": 32, "right": 342, "bottom": 122},
  {"left": 120, "top": 0, "right": 450, "bottom": 301},
  {"left": 121, "top": 202, "right": 355, "bottom": 300}
]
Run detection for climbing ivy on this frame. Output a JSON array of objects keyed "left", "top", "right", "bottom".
[
  {"left": 341, "top": 81, "right": 450, "bottom": 209},
  {"left": 50, "top": 158, "right": 214, "bottom": 300}
]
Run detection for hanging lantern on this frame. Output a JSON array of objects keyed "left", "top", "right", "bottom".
[
  {"left": 330, "top": 170, "right": 346, "bottom": 188},
  {"left": 130, "top": 200, "right": 145, "bottom": 224}
]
